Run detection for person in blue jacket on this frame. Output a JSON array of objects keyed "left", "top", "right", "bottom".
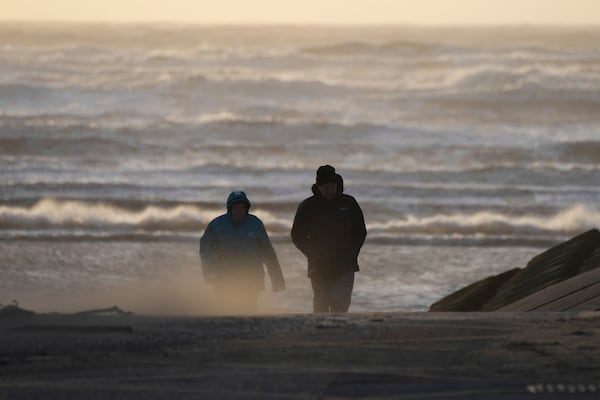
[
  {"left": 292, "top": 165, "right": 367, "bottom": 313},
  {"left": 200, "top": 191, "right": 285, "bottom": 312}
]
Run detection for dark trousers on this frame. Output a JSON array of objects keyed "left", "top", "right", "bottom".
[{"left": 311, "top": 271, "right": 355, "bottom": 313}]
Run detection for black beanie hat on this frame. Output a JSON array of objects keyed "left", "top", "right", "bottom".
[{"left": 316, "top": 165, "right": 338, "bottom": 186}]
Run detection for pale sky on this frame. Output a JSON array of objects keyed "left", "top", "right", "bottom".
[{"left": 1, "top": 0, "right": 599, "bottom": 25}]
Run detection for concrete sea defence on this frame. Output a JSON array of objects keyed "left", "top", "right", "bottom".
[{"left": 430, "top": 229, "right": 600, "bottom": 312}]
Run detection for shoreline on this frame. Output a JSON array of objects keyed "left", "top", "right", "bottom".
[{"left": 2, "top": 311, "right": 600, "bottom": 399}]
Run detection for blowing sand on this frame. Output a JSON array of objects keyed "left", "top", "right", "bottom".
[{"left": 2, "top": 311, "right": 600, "bottom": 399}]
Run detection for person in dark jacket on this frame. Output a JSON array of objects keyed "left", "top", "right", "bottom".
[
  {"left": 291, "top": 165, "right": 366, "bottom": 313},
  {"left": 200, "top": 191, "right": 285, "bottom": 312}
]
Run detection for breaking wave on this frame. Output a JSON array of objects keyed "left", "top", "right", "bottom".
[
  {"left": 369, "top": 204, "right": 600, "bottom": 238},
  {"left": 2, "top": 199, "right": 598, "bottom": 245},
  {"left": 301, "top": 40, "right": 441, "bottom": 57},
  {"left": 0, "top": 198, "right": 291, "bottom": 239}
]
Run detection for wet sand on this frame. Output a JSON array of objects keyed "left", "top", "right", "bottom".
[{"left": 2, "top": 311, "right": 600, "bottom": 399}]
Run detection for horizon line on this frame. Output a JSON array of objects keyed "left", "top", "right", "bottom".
[{"left": 1, "top": 20, "right": 599, "bottom": 29}]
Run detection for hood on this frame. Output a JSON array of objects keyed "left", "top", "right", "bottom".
[{"left": 226, "top": 191, "right": 251, "bottom": 213}]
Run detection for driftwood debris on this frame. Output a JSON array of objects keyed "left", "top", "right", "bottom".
[
  {"left": 0, "top": 301, "right": 35, "bottom": 318},
  {"left": 1, "top": 303, "right": 134, "bottom": 333},
  {"left": 73, "top": 306, "right": 132, "bottom": 316}
]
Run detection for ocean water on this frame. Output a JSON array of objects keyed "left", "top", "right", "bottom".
[{"left": 1, "top": 23, "right": 599, "bottom": 313}]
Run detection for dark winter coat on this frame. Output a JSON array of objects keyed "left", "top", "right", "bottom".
[{"left": 291, "top": 184, "right": 367, "bottom": 280}]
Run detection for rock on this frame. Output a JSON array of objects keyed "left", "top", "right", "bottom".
[{"left": 430, "top": 229, "right": 600, "bottom": 311}]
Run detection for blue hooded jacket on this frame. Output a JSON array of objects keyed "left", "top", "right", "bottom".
[{"left": 199, "top": 191, "right": 285, "bottom": 290}]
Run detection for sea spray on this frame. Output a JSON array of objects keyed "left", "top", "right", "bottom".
[{"left": 1, "top": 23, "right": 599, "bottom": 312}]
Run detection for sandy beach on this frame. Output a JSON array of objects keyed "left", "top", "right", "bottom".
[{"left": 2, "top": 310, "right": 600, "bottom": 399}]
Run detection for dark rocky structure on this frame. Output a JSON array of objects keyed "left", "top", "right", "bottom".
[{"left": 430, "top": 229, "right": 600, "bottom": 311}]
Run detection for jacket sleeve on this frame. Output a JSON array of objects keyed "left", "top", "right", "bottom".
[
  {"left": 199, "top": 222, "right": 218, "bottom": 278},
  {"left": 256, "top": 220, "right": 285, "bottom": 289},
  {"left": 291, "top": 200, "right": 312, "bottom": 258},
  {"left": 350, "top": 197, "right": 367, "bottom": 258}
]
